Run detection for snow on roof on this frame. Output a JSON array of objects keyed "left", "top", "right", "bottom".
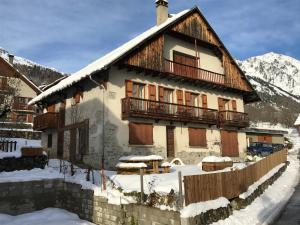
[
  {"left": 28, "top": 8, "right": 192, "bottom": 105},
  {"left": 294, "top": 114, "right": 300, "bottom": 126},
  {"left": 115, "top": 162, "right": 147, "bottom": 169}
]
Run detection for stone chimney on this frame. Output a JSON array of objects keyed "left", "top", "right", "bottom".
[
  {"left": 156, "top": 0, "right": 168, "bottom": 26},
  {"left": 8, "top": 54, "right": 14, "bottom": 65}
]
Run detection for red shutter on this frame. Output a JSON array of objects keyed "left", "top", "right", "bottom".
[
  {"left": 125, "top": 80, "right": 133, "bottom": 97},
  {"left": 189, "top": 128, "right": 207, "bottom": 147},
  {"left": 202, "top": 94, "right": 207, "bottom": 108},
  {"left": 218, "top": 97, "right": 225, "bottom": 111},
  {"left": 232, "top": 100, "right": 237, "bottom": 111},
  {"left": 177, "top": 90, "right": 183, "bottom": 105},
  {"left": 148, "top": 85, "right": 156, "bottom": 101},
  {"left": 159, "top": 86, "right": 164, "bottom": 102},
  {"left": 185, "top": 92, "right": 191, "bottom": 105},
  {"left": 129, "top": 123, "right": 153, "bottom": 145}
]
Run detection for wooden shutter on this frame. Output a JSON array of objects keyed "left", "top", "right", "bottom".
[
  {"left": 185, "top": 92, "right": 191, "bottom": 105},
  {"left": 218, "top": 97, "right": 225, "bottom": 111},
  {"left": 177, "top": 90, "right": 183, "bottom": 105},
  {"left": 221, "top": 130, "right": 239, "bottom": 157},
  {"left": 202, "top": 94, "right": 207, "bottom": 108},
  {"left": 2, "top": 77, "right": 7, "bottom": 87},
  {"left": 148, "top": 85, "right": 156, "bottom": 101},
  {"left": 125, "top": 80, "right": 133, "bottom": 97},
  {"left": 189, "top": 128, "right": 207, "bottom": 147},
  {"left": 47, "top": 104, "right": 55, "bottom": 112},
  {"left": 129, "top": 123, "right": 153, "bottom": 145},
  {"left": 27, "top": 114, "right": 33, "bottom": 123},
  {"left": 232, "top": 100, "right": 237, "bottom": 111},
  {"left": 159, "top": 86, "right": 164, "bottom": 102}
]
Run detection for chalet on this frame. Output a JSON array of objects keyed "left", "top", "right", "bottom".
[
  {"left": 29, "top": 1, "right": 260, "bottom": 169},
  {"left": 0, "top": 55, "right": 41, "bottom": 124},
  {"left": 294, "top": 114, "right": 300, "bottom": 134}
]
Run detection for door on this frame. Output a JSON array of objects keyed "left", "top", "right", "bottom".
[
  {"left": 221, "top": 130, "right": 239, "bottom": 157},
  {"left": 166, "top": 126, "right": 175, "bottom": 158}
]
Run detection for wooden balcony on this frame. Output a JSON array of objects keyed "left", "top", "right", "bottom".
[
  {"left": 13, "top": 103, "right": 34, "bottom": 111},
  {"left": 122, "top": 97, "right": 218, "bottom": 125},
  {"left": 218, "top": 110, "right": 249, "bottom": 128},
  {"left": 164, "top": 59, "right": 226, "bottom": 85},
  {"left": 33, "top": 112, "right": 59, "bottom": 131}
]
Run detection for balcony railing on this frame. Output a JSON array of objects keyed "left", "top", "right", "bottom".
[
  {"left": 218, "top": 110, "right": 249, "bottom": 128},
  {"left": 13, "top": 103, "right": 34, "bottom": 111},
  {"left": 164, "top": 59, "right": 226, "bottom": 85},
  {"left": 122, "top": 97, "right": 218, "bottom": 124},
  {"left": 33, "top": 112, "right": 59, "bottom": 131}
]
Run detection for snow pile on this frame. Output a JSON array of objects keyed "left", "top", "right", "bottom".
[
  {"left": 0, "top": 208, "right": 96, "bottom": 225},
  {"left": 202, "top": 156, "right": 232, "bottom": 163},
  {"left": 170, "top": 158, "right": 185, "bottom": 166},
  {"left": 119, "top": 155, "right": 163, "bottom": 162},
  {"left": 161, "top": 162, "right": 171, "bottom": 167},
  {"left": 180, "top": 197, "right": 229, "bottom": 218},
  {"left": 0, "top": 138, "right": 41, "bottom": 159},
  {"left": 115, "top": 162, "right": 147, "bottom": 168},
  {"left": 29, "top": 8, "right": 192, "bottom": 105},
  {"left": 0, "top": 168, "right": 63, "bottom": 183}
]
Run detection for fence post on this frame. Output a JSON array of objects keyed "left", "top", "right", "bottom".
[
  {"left": 140, "top": 169, "right": 144, "bottom": 204},
  {"left": 178, "top": 171, "right": 183, "bottom": 208}
]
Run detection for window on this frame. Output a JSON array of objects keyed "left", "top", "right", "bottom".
[
  {"left": 190, "top": 93, "right": 199, "bottom": 107},
  {"left": 188, "top": 128, "right": 207, "bottom": 147},
  {"left": 163, "top": 88, "right": 173, "bottom": 103},
  {"left": 73, "top": 89, "right": 83, "bottom": 104},
  {"left": 129, "top": 123, "right": 153, "bottom": 145},
  {"left": 132, "top": 83, "right": 145, "bottom": 99},
  {"left": 47, "top": 134, "right": 53, "bottom": 148}
]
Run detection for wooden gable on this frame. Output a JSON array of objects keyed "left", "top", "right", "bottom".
[{"left": 122, "top": 7, "right": 255, "bottom": 95}]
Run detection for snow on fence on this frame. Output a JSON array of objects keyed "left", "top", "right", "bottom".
[
  {"left": 0, "top": 140, "right": 17, "bottom": 152},
  {"left": 184, "top": 149, "right": 287, "bottom": 206}
]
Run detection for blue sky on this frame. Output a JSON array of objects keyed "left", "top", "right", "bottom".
[{"left": 0, "top": 0, "right": 299, "bottom": 73}]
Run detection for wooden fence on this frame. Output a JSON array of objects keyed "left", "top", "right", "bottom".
[
  {"left": 0, "top": 141, "right": 17, "bottom": 152},
  {"left": 184, "top": 149, "right": 287, "bottom": 206}
]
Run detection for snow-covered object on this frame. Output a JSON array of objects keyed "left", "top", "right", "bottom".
[
  {"left": 115, "top": 162, "right": 147, "bottom": 169},
  {"left": 28, "top": 9, "right": 191, "bottom": 105},
  {"left": 119, "top": 155, "right": 163, "bottom": 162},
  {"left": 202, "top": 156, "right": 232, "bottom": 163},
  {"left": 0, "top": 138, "right": 41, "bottom": 159},
  {"left": 161, "top": 162, "right": 171, "bottom": 167},
  {"left": 180, "top": 197, "right": 229, "bottom": 218},
  {"left": 0, "top": 208, "right": 96, "bottom": 225},
  {"left": 237, "top": 52, "right": 300, "bottom": 97},
  {"left": 170, "top": 158, "right": 185, "bottom": 166},
  {"left": 294, "top": 114, "right": 300, "bottom": 126}
]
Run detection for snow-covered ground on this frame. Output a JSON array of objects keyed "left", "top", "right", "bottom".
[
  {"left": 211, "top": 128, "right": 300, "bottom": 225},
  {"left": 0, "top": 208, "right": 95, "bottom": 225},
  {"left": 0, "top": 138, "right": 41, "bottom": 159}
]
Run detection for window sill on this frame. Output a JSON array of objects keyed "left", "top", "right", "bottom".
[{"left": 189, "top": 146, "right": 208, "bottom": 149}]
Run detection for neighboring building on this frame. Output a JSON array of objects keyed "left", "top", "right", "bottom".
[
  {"left": 245, "top": 128, "right": 287, "bottom": 145},
  {"left": 30, "top": 2, "right": 260, "bottom": 169},
  {"left": 294, "top": 114, "right": 300, "bottom": 134},
  {"left": 0, "top": 55, "right": 41, "bottom": 124}
]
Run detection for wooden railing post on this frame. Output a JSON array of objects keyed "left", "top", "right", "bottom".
[{"left": 178, "top": 171, "right": 183, "bottom": 208}]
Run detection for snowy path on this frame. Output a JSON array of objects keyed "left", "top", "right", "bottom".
[{"left": 272, "top": 144, "right": 300, "bottom": 225}]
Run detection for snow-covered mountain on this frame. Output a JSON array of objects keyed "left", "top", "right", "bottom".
[
  {"left": 237, "top": 52, "right": 300, "bottom": 127},
  {"left": 237, "top": 52, "right": 300, "bottom": 97},
  {"left": 0, "top": 47, "right": 65, "bottom": 87}
]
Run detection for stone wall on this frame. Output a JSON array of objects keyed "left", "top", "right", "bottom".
[{"left": 0, "top": 179, "right": 181, "bottom": 225}]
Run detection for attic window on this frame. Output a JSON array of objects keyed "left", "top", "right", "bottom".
[{"left": 73, "top": 89, "right": 83, "bottom": 104}]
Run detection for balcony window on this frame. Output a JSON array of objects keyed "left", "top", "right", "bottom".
[{"left": 132, "top": 83, "right": 145, "bottom": 99}]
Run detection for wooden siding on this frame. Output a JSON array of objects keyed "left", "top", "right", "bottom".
[{"left": 124, "top": 35, "right": 164, "bottom": 71}]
